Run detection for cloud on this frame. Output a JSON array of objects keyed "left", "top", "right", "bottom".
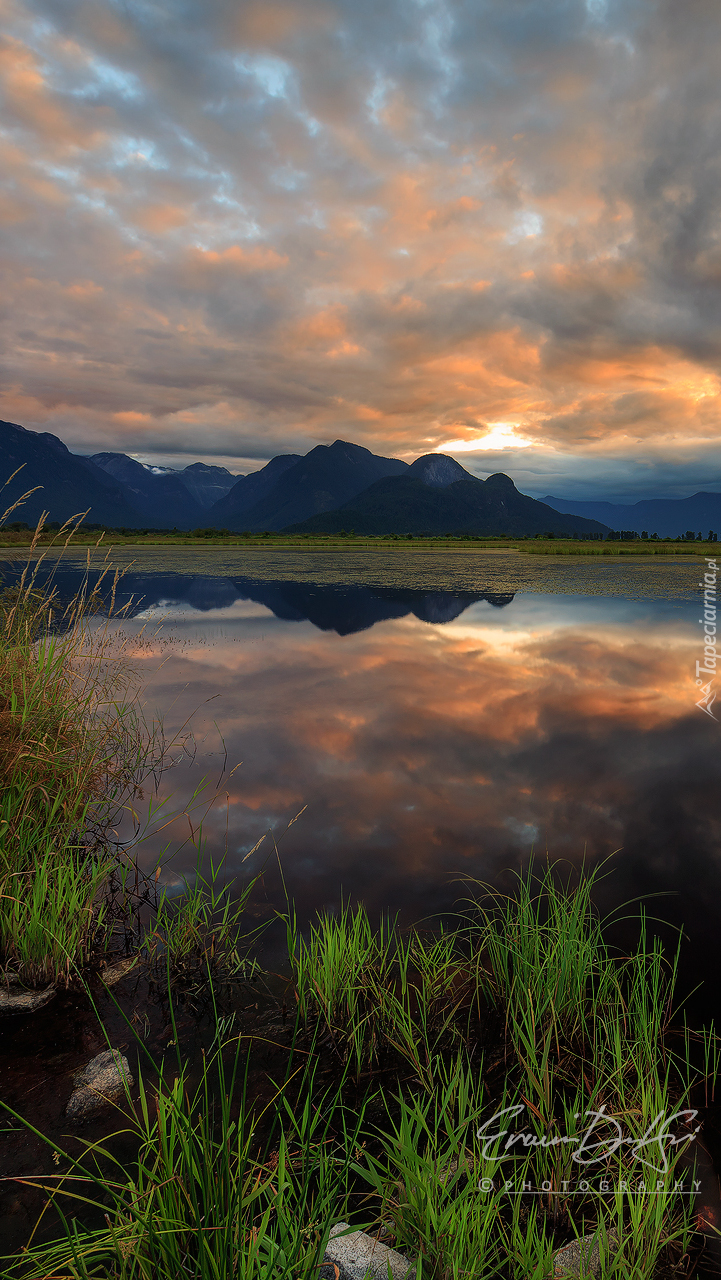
[{"left": 1, "top": 0, "right": 720, "bottom": 495}]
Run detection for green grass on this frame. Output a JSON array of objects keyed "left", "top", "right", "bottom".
[
  {"left": 1, "top": 526, "right": 716, "bottom": 553},
  {"left": 286, "top": 863, "right": 716, "bottom": 1278},
  {"left": 288, "top": 902, "right": 467, "bottom": 1084},
  {"left": 3, "top": 1010, "right": 366, "bottom": 1280},
  {"left": 521, "top": 541, "right": 713, "bottom": 555},
  {"left": 143, "top": 846, "right": 265, "bottom": 980},
  {"left": 2, "top": 862, "right": 717, "bottom": 1278},
  {"left": 0, "top": 845, "right": 113, "bottom": 986},
  {"left": 0, "top": 508, "right": 175, "bottom": 986}
]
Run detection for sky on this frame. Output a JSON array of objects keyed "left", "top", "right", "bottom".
[{"left": 1, "top": 0, "right": 720, "bottom": 501}]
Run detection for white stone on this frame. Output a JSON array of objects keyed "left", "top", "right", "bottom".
[
  {"left": 0, "top": 977, "right": 56, "bottom": 1015},
  {"left": 553, "top": 1228, "right": 619, "bottom": 1278},
  {"left": 100, "top": 957, "right": 139, "bottom": 986},
  {"left": 321, "top": 1223, "right": 414, "bottom": 1280},
  {"left": 66, "top": 1049, "right": 134, "bottom": 1119}
]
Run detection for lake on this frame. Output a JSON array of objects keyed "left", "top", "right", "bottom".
[
  {"left": 3, "top": 542, "right": 721, "bottom": 1260},
  {"left": 8, "top": 544, "right": 719, "bottom": 1008}
]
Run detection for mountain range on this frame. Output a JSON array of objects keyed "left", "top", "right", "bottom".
[
  {"left": 90, "top": 453, "right": 238, "bottom": 519},
  {"left": 0, "top": 421, "right": 241, "bottom": 529},
  {"left": 287, "top": 455, "right": 608, "bottom": 537},
  {"left": 210, "top": 440, "right": 406, "bottom": 530},
  {"left": 0, "top": 420, "right": 146, "bottom": 528},
  {"left": 2, "top": 417, "right": 721, "bottom": 537},
  {"left": 0, "top": 422, "right": 605, "bottom": 536},
  {"left": 543, "top": 492, "right": 721, "bottom": 538}
]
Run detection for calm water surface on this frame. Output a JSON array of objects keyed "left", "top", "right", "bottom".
[{"left": 12, "top": 546, "right": 719, "bottom": 994}]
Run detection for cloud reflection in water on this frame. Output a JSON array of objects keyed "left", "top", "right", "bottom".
[{"left": 117, "top": 580, "right": 720, "bottom": 1007}]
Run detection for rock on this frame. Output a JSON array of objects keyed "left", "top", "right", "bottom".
[
  {"left": 553, "top": 1228, "right": 618, "bottom": 1278},
  {"left": 437, "top": 1152, "right": 473, "bottom": 1185},
  {"left": 66, "top": 1049, "right": 134, "bottom": 1119},
  {"left": 0, "top": 975, "right": 56, "bottom": 1016},
  {"left": 100, "top": 957, "right": 139, "bottom": 986},
  {"left": 320, "top": 1223, "right": 414, "bottom": 1280}
]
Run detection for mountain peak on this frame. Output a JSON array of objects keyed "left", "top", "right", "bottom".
[
  {"left": 409, "top": 454, "right": 471, "bottom": 487},
  {"left": 325, "top": 439, "right": 374, "bottom": 461},
  {"left": 484, "top": 472, "right": 516, "bottom": 491},
  {"left": 184, "top": 462, "right": 238, "bottom": 477}
]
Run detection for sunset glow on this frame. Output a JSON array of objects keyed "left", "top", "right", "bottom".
[
  {"left": 439, "top": 425, "right": 536, "bottom": 453},
  {"left": 1, "top": 0, "right": 719, "bottom": 499}
]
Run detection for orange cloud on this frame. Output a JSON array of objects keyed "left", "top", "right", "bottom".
[
  {"left": 1, "top": 0, "right": 719, "bottom": 492},
  {"left": 136, "top": 204, "right": 189, "bottom": 233},
  {"left": 194, "top": 245, "right": 288, "bottom": 270},
  {"left": 0, "top": 35, "right": 106, "bottom": 149}
]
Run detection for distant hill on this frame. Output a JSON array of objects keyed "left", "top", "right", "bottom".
[
  {"left": 543, "top": 491, "right": 721, "bottom": 537},
  {"left": 0, "top": 420, "right": 144, "bottom": 528},
  {"left": 209, "top": 439, "right": 408, "bottom": 531},
  {"left": 144, "top": 462, "right": 239, "bottom": 509},
  {"left": 88, "top": 453, "right": 205, "bottom": 528},
  {"left": 288, "top": 455, "right": 609, "bottom": 537}
]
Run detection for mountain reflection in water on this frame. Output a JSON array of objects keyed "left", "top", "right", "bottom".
[{"left": 4, "top": 565, "right": 513, "bottom": 634}]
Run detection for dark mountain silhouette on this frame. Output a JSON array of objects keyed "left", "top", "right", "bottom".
[
  {"left": 87, "top": 453, "right": 206, "bottom": 528},
  {"left": 209, "top": 440, "right": 408, "bottom": 531},
  {"left": 0, "top": 420, "right": 144, "bottom": 528},
  {"left": 88, "top": 454, "right": 238, "bottom": 510},
  {"left": 2, "top": 420, "right": 631, "bottom": 537},
  {"left": 543, "top": 491, "right": 721, "bottom": 537},
  {"left": 287, "top": 456, "right": 609, "bottom": 537},
  {"left": 208, "top": 453, "right": 302, "bottom": 526}
]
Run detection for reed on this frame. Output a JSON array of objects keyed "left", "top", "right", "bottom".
[
  {"left": 290, "top": 900, "right": 397, "bottom": 1073},
  {"left": 288, "top": 864, "right": 715, "bottom": 1277},
  {"left": 3, "top": 861, "right": 717, "bottom": 1279},
  {"left": 355, "top": 1055, "right": 506, "bottom": 1279},
  {"left": 289, "top": 903, "right": 468, "bottom": 1080},
  {"left": 0, "top": 503, "right": 165, "bottom": 986},
  {"left": 143, "top": 846, "right": 265, "bottom": 979}
]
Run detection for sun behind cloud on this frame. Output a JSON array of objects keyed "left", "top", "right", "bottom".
[{"left": 438, "top": 424, "right": 536, "bottom": 453}]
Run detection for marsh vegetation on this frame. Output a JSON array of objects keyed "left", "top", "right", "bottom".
[
  {"left": 3, "top": 863, "right": 719, "bottom": 1279},
  {"left": 0, "top": 524, "right": 717, "bottom": 555},
  {"left": 0, "top": 525, "right": 147, "bottom": 988}
]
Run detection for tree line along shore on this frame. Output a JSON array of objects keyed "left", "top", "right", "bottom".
[{"left": 0, "top": 524, "right": 719, "bottom": 554}]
